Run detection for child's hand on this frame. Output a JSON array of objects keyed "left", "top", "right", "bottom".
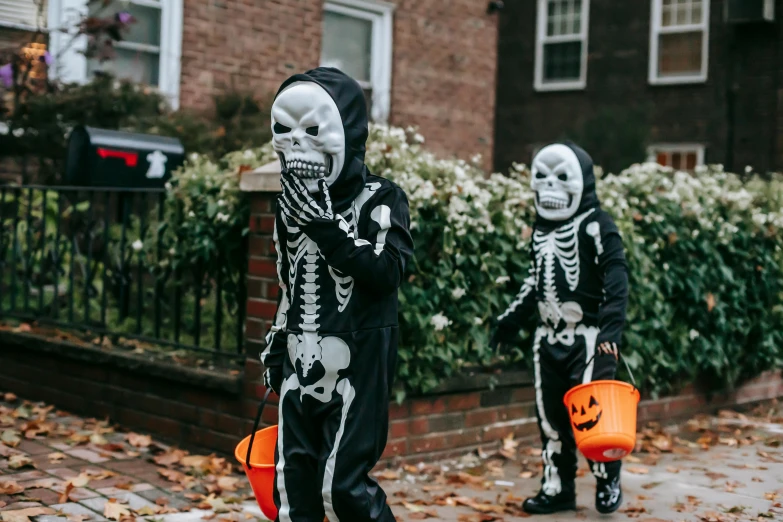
[
  {"left": 279, "top": 171, "right": 334, "bottom": 224},
  {"left": 598, "top": 342, "right": 618, "bottom": 359}
]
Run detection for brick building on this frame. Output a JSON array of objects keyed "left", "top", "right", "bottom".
[
  {"left": 1, "top": 0, "right": 499, "bottom": 168},
  {"left": 3, "top": 0, "right": 782, "bottom": 172},
  {"left": 494, "top": 0, "right": 783, "bottom": 174}
]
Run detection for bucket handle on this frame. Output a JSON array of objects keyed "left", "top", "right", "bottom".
[
  {"left": 585, "top": 349, "right": 637, "bottom": 388},
  {"left": 245, "top": 387, "right": 273, "bottom": 470}
]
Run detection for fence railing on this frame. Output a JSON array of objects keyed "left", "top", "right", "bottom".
[{"left": 0, "top": 185, "right": 246, "bottom": 363}]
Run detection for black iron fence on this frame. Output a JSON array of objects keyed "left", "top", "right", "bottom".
[{"left": 0, "top": 185, "right": 246, "bottom": 363}]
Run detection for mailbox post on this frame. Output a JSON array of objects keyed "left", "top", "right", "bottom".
[{"left": 64, "top": 126, "right": 185, "bottom": 188}]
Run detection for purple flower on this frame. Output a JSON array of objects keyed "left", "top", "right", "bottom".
[
  {"left": 41, "top": 51, "right": 53, "bottom": 66},
  {"left": 0, "top": 64, "right": 12, "bottom": 88},
  {"left": 116, "top": 11, "right": 133, "bottom": 24}
]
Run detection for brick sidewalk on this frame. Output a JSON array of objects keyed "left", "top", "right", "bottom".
[{"left": 0, "top": 395, "right": 262, "bottom": 522}]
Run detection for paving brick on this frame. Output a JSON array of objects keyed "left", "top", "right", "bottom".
[
  {"left": 50, "top": 501, "right": 106, "bottom": 519},
  {"left": 65, "top": 449, "right": 108, "bottom": 464},
  {"left": 0, "top": 501, "right": 43, "bottom": 511},
  {"left": 77, "top": 497, "right": 107, "bottom": 514},
  {"left": 44, "top": 468, "right": 79, "bottom": 480},
  {"left": 24, "top": 487, "right": 62, "bottom": 505},
  {"left": 18, "top": 440, "right": 54, "bottom": 456},
  {"left": 130, "top": 483, "right": 154, "bottom": 493},
  {"left": 4, "top": 471, "right": 46, "bottom": 481},
  {"left": 38, "top": 516, "right": 69, "bottom": 522}
]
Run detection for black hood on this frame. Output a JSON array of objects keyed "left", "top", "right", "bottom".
[
  {"left": 535, "top": 141, "right": 600, "bottom": 232},
  {"left": 275, "top": 67, "right": 369, "bottom": 213}
]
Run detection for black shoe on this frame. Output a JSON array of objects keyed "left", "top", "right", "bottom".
[
  {"left": 595, "top": 476, "right": 623, "bottom": 514},
  {"left": 522, "top": 490, "right": 577, "bottom": 515}
]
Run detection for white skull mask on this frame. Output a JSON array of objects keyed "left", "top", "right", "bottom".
[
  {"left": 271, "top": 82, "right": 346, "bottom": 193},
  {"left": 531, "top": 144, "right": 584, "bottom": 221}
]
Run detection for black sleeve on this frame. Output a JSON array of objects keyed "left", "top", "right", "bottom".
[
  {"left": 592, "top": 213, "right": 629, "bottom": 349},
  {"left": 493, "top": 245, "right": 538, "bottom": 343},
  {"left": 302, "top": 185, "right": 414, "bottom": 297},
  {"left": 261, "top": 209, "right": 290, "bottom": 371}
]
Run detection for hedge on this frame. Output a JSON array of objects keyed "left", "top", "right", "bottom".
[{"left": 176, "top": 125, "right": 783, "bottom": 398}]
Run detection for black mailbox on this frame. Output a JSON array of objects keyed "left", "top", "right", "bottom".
[{"left": 65, "top": 126, "right": 185, "bottom": 188}]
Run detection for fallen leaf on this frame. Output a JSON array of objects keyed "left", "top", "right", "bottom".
[
  {"left": 3, "top": 393, "right": 17, "bottom": 402},
  {"left": 375, "top": 470, "right": 400, "bottom": 481},
  {"left": 58, "top": 481, "right": 75, "bottom": 504},
  {"left": 198, "top": 495, "right": 229, "bottom": 513},
  {"left": 126, "top": 433, "right": 151, "bottom": 448},
  {"left": 181, "top": 455, "right": 210, "bottom": 469},
  {"left": 8, "top": 454, "right": 34, "bottom": 469},
  {"left": 48, "top": 452, "right": 67, "bottom": 462},
  {"left": 665, "top": 466, "right": 680, "bottom": 473},
  {"left": 705, "top": 472, "right": 728, "bottom": 481},
  {"left": 69, "top": 474, "right": 91, "bottom": 488},
  {"left": 402, "top": 501, "right": 438, "bottom": 518},
  {"left": 706, "top": 293, "right": 716, "bottom": 312},
  {"left": 134, "top": 506, "right": 159, "bottom": 516},
  {"left": 1, "top": 507, "right": 55, "bottom": 522},
  {"left": 626, "top": 466, "right": 649, "bottom": 475},
  {"left": 0, "top": 481, "right": 24, "bottom": 495},
  {"left": 153, "top": 449, "right": 185, "bottom": 466},
  {"left": 1, "top": 430, "right": 21, "bottom": 447},
  {"left": 103, "top": 500, "right": 131, "bottom": 521},
  {"left": 65, "top": 515, "right": 91, "bottom": 522},
  {"left": 641, "top": 482, "right": 661, "bottom": 490},
  {"left": 217, "top": 476, "right": 239, "bottom": 492},
  {"left": 158, "top": 468, "right": 187, "bottom": 483}
]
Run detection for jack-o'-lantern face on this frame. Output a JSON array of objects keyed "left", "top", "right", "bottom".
[{"left": 571, "top": 395, "right": 602, "bottom": 432}]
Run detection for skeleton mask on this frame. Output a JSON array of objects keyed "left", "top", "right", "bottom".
[
  {"left": 271, "top": 82, "right": 346, "bottom": 193},
  {"left": 531, "top": 144, "right": 584, "bottom": 221}
]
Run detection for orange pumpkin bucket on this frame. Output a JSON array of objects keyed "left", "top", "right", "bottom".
[
  {"left": 235, "top": 389, "right": 278, "bottom": 520},
  {"left": 563, "top": 355, "right": 640, "bottom": 463}
]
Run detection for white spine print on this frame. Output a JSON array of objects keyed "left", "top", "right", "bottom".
[{"left": 586, "top": 221, "right": 603, "bottom": 263}]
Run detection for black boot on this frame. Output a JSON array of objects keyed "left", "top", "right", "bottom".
[
  {"left": 595, "top": 476, "right": 623, "bottom": 514},
  {"left": 523, "top": 490, "right": 577, "bottom": 515}
]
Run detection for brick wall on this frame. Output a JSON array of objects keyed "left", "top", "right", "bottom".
[
  {"left": 178, "top": 0, "right": 498, "bottom": 168},
  {"left": 494, "top": 0, "right": 783, "bottom": 173},
  {"left": 0, "top": 329, "right": 781, "bottom": 464}
]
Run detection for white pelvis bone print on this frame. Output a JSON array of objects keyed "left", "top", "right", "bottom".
[
  {"left": 271, "top": 81, "right": 346, "bottom": 193},
  {"left": 531, "top": 144, "right": 584, "bottom": 221}
]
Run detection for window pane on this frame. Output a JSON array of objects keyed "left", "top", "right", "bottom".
[
  {"left": 321, "top": 11, "right": 372, "bottom": 83},
  {"left": 672, "top": 152, "right": 683, "bottom": 169},
  {"left": 87, "top": 1, "right": 161, "bottom": 46},
  {"left": 547, "top": 0, "right": 581, "bottom": 36},
  {"left": 543, "top": 41, "right": 581, "bottom": 81},
  {"left": 656, "top": 152, "right": 669, "bottom": 166},
  {"left": 658, "top": 31, "right": 703, "bottom": 76},
  {"left": 662, "top": 4, "right": 673, "bottom": 26},
  {"left": 87, "top": 48, "right": 160, "bottom": 85},
  {"left": 685, "top": 152, "right": 697, "bottom": 170},
  {"left": 692, "top": 0, "right": 703, "bottom": 24}
]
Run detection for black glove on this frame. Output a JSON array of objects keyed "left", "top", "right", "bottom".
[
  {"left": 489, "top": 322, "right": 520, "bottom": 351},
  {"left": 263, "top": 366, "right": 283, "bottom": 395}
]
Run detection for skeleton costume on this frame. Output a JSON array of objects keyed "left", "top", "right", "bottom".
[
  {"left": 260, "top": 68, "right": 413, "bottom": 522},
  {"left": 492, "top": 143, "right": 628, "bottom": 515}
]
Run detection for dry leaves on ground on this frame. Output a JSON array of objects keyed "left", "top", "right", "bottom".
[
  {"left": 1, "top": 507, "right": 56, "bottom": 522},
  {"left": 126, "top": 432, "right": 151, "bottom": 448},
  {"left": 103, "top": 500, "right": 131, "bottom": 521},
  {"left": 0, "top": 481, "right": 23, "bottom": 495}
]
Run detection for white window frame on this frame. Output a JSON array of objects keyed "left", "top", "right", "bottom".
[
  {"left": 647, "top": 143, "right": 705, "bottom": 168},
  {"left": 649, "top": 0, "right": 710, "bottom": 85},
  {"left": 534, "top": 0, "right": 590, "bottom": 92},
  {"left": 47, "top": 0, "right": 183, "bottom": 109},
  {"left": 322, "top": 0, "right": 394, "bottom": 123}
]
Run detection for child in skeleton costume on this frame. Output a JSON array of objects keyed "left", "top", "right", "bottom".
[
  {"left": 491, "top": 143, "right": 629, "bottom": 515},
  {"left": 260, "top": 67, "right": 413, "bottom": 522}
]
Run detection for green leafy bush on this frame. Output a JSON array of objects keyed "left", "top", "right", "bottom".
[{"left": 168, "top": 126, "right": 783, "bottom": 397}]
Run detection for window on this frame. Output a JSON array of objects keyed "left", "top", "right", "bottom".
[
  {"left": 47, "top": 0, "right": 183, "bottom": 108},
  {"left": 535, "top": 0, "right": 590, "bottom": 91},
  {"left": 321, "top": 0, "right": 393, "bottom": 122},
  {"left": 648, "top": 144, "right": 705, "bottom": 170},
  {"left": 0, "top": 0, "right": 44, "bottom": 30},
  {"left": 649, "top": 0, "right": 710, "bottom": 84}
]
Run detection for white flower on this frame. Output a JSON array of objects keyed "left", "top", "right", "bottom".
[
  {"left": 188, "top": 211, "right": 195, "bottom": 218},
  {"left": 745, "top": 166, "right": 753, "bottom": 174},
  {"left": 414, "top": 133, "right": 425, "bottom": 144},
  {"left": 164, "top": 182, "right": 172, "bottom": 191},
  {"left": 689, "top": 329, "right": 700, "bottom": 341},
  {"left": 218, "top": 199, "right": 226, "bottom": 207},
  {"left": 495, "top": 276, "right": 511, "bottom": 285},
  {"left": 168, "top": 247, "right": 176, "bottom": 256},
  {"left": 131, "top": 239, "right": 143, "bottom": 252},
  {"left": 663, "top": 263, "right": 670, "bottom": 271},
  {"left": 692, "top": 229, "right": 699, "bottom": 238},
  {"left": 451, "top": 287, "right": 466, "bottom": 299},
  {"left": 431, "top": 313, "right": 452, "bottom": 331},
  {"left": 243, "top": 149, "right": 255, "bottom": 158},
  {"left": 216, "top": 212, "right": 230, "bottom": 222},
  {"left": 473, "top": 317, "right": 483, "bottom": 326}
]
